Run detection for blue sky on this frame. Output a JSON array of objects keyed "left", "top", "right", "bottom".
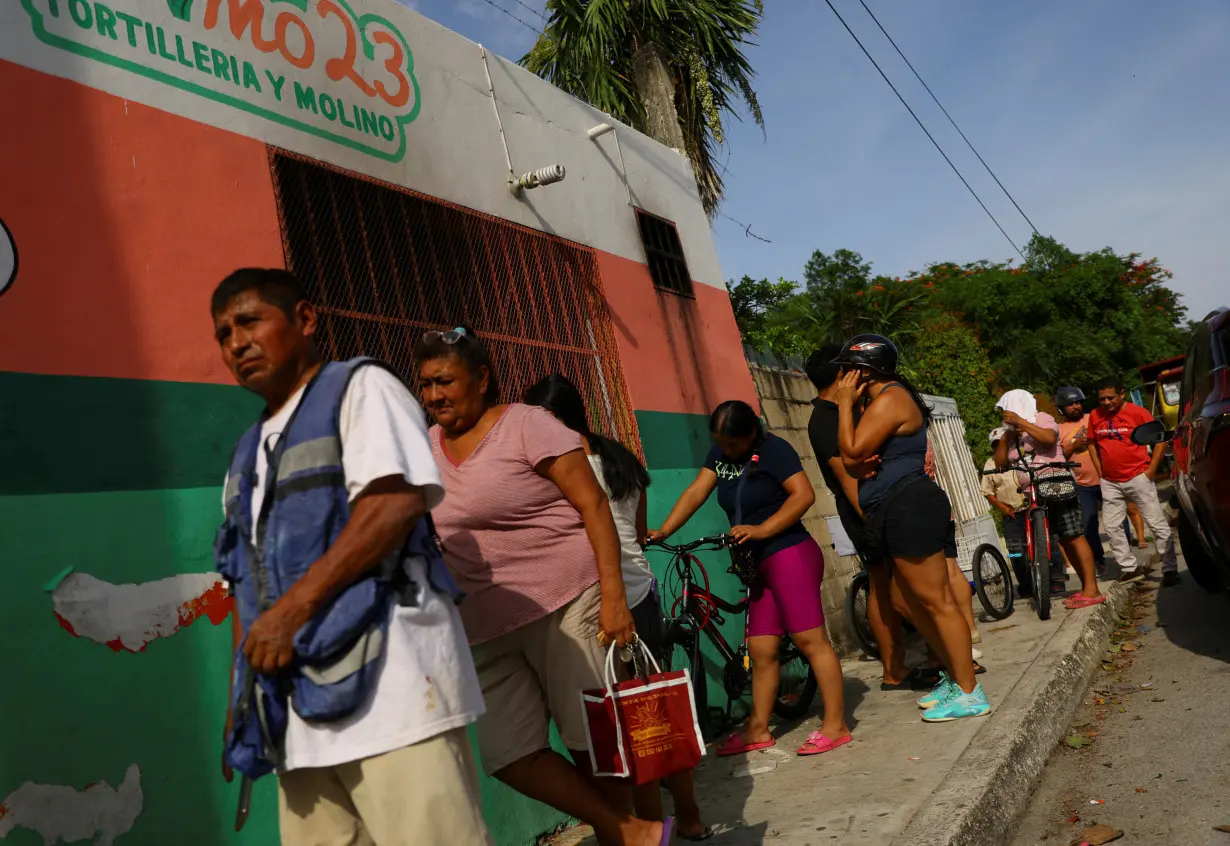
[{"left": 402, "top": 0, "right": 1229, "bottom": 323}]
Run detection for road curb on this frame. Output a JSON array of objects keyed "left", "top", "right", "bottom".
[{"left": 892, "top": 583, "right": 1131, "bottom": 846}]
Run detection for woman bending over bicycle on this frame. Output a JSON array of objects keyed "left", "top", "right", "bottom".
[
  {"left": 994, "top": 389, "right": 1104, "bottom": 610},
  {"left": 834, "top": 334, "right": 990, "bottom": 722},
  {"left": 526, "top": 374, "right": 712, "bottom": 842},
  {"left": 647, "top": 401, "right": 852, "bottom": 758}
]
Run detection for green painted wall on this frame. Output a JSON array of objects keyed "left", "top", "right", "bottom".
[
  {"left": 0, "top": 373, "right": 582, "bottom": 846},
  {"left": 0, "top": 377, "right": 732, "bottom": 845},
  {"left": 635, "top": 410, "right": 747, "bottom": 715}
]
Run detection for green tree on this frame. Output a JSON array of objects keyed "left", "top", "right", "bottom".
[
  {"left": 899, "top": 317, "right": 1001, "bottom": 466},
  {"left": 919, "top": 234, "right": 1189, "bottom": 393},
  {"left": 521, "top": 0, "right": 765, "bottom": 216},
  {"left": 782, "top": 249, "right": 929, "bottom": 351},
  {"left": 726, "top": 276, "right": 803, "bottom": 354}
]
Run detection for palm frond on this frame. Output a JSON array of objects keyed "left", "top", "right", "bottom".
[{"left": 521, "top": 0, "right": 764, "bottom": 216}]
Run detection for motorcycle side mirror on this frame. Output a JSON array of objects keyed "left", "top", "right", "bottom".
[{"left": 1130, "top": 419, "right": 1169, "bottom": 446}]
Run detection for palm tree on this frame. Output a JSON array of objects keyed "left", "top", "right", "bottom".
[{"left": 520, "top": 0, "right": 765, "bottom": 216}]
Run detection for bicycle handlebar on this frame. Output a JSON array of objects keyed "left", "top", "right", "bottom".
[
  {"left": 645, "top": 534, "right": 733, "bottom": 554},
  {"left": 980, "top": 459, "right": 1081, "bottom": 477}
]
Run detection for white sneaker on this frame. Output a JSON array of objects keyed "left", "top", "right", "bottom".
[
  {"left": 972, "top": 647, "right": 983, "bottom": 661},
  {"left": 971, "top": 630, "right": 982, "bottom": 645}
]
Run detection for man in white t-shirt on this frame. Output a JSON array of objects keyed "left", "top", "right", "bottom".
[{"left": 211, "top": 268, "right": 490, "bottom": 845}]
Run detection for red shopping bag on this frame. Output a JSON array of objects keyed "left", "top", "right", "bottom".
[{"left": 580, "top": 642, "right": 705, "bottom": 785}]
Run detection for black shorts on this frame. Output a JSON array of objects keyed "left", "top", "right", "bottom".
[
  {"left": 630, "top": 590, "right": 666, "bottom": 661},
  {"left": 864, "top": 475, "right": 953, "bottom": 560},
  {"left": 1046, "top": 499, "right": 1084, "bottom": 541},
  {"left": 943, "top": 520, "right": 958, "bottom": 560}
]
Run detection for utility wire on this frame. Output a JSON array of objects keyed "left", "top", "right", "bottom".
[
  {"left": 822, "top": 0, "right": 1024, "bottom": 259},
  {"left": 856, "top": 0, "right": 1040, "bottom": 236},
  {"left": 718, "top": 211, "right": 773, "bottom": 243},
  {"left": 509, "top": 0, "right": 546, "bottom": 23},
  {"left": 478, "top": 0, "right": 543, "bottom": 36}
]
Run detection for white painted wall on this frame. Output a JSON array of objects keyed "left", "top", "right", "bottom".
[{"left": 0, "top": 0, "right": 725, "bottom": 288}]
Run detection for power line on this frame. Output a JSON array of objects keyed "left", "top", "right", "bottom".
[
  {"left": 822, "top": 0, "right": 1024, "bottom": 259},
  {"left": 718, "top": 211, "right": 773, "bottom": 243},
  {"left": 477, "top": 0, "right": 542, "bottom": 36},
  {"left": 509, "top": 0, "right": 546, "bottom": 23},
  {"left": 856, "top": 0, "right": 1040, "bottom": 237}
]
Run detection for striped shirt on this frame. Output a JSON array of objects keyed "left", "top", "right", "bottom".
[{"left": 430, "top": 404, "right": 599, "bottom": 645}]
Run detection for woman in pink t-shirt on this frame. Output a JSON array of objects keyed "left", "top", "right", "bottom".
[
  {"left": 415, "top": 327, "right": 671, "bottom": 846},
  {"left": 993, "top": 390, "right": 1103, "bottom": 609}
]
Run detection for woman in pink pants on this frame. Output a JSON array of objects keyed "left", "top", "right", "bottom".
[{"left": 648, "top": 401, "right": 851, "bottom": 758}]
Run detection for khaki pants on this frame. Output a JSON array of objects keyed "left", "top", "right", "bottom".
[
  {"left": 1101, "top": 474, "right": 1177, "bottom": 575},
  {"left": 277, "top": 727, "right": 493, "bottom": 846},
  {"left": 471, "top": 582, "right": 606, "bottom": 775}
]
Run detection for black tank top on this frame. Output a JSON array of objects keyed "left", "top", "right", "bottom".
[{"left": 858, "top": 384, "right": 929, "bottom": 512}]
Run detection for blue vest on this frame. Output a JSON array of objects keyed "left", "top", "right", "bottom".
[{"left": 215, "top": 357, "right": 460, "bottom": 779}]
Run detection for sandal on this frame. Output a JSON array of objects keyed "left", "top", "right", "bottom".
[
  {"left": 678, "top": 826, "right": 716, "bottom": 842},
  {"left": 716, "top": 734, "right": 776, "bottom": 757},
  {"left": 796, "top": 731, "right": 853, "bottom": 756},
  {"left": 1064, "top": 594, "right": 1107, "bottom": 610}
]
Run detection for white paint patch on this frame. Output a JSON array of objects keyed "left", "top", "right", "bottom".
[
  {"left": 51, "top": 572, "right": 227, "bottom": 652},
  {"left": 0, "top": 764, "right": 142, "bottom": 846},
  {"left": 0, "top": 217, "right": 16, "bottom": 297}
]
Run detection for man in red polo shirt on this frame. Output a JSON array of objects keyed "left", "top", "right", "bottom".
[{"left": 1087, "top": 376, "right": 1178, "bottom": 585}]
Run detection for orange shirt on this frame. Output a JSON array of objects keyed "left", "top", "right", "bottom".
[{"left": 1058, "top": 415, "right": 1100, "bottom": 487}]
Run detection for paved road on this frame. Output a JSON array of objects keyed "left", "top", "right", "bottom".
[{"left": 1012, "top": 554, "right": 1230, "bottom": 845}]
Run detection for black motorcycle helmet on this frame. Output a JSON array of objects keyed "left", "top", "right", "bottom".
[
  {"left": 1054, "top": 386, "right": 1086, "bottom": 408},
  {"left": 833, "top": 334, "right": 899, "bottom": 375}
]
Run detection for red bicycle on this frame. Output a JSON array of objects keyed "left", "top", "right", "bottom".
[
  {"left": 977, "top": 459, "right": 1081, "bottom": 621},
  {"left": 648, "top": 535, "right": 817, "bottom": 739}
]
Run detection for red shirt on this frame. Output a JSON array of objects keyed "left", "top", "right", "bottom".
[{"left": 1088, "top": 402, "right": 1155, "bottom": 483}]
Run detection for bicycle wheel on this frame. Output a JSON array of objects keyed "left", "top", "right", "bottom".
[
  {"left": 662, "top": 624, "right": 710, "bottom": 737},
  {"left": 971, "top": 543, "right": 1014, "bottom": 620},
  {"left": 1029, "top": 510, "right": 1052, "bottom": 621},
  {"left": 845, "top": 571, "right": 880, "bottom": 660},
  {"left": 772, "top": 640, "right": 817, "bottom": 721}
]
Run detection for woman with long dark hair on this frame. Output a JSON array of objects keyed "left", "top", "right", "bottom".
[
  {"left": 647, "top": 400, "right": 851, "bottom": 758},
  {"left": 415, "top": 329, "right": 672, "bottom": 846},
  {"left": 526, "top": 374, "right": 712, "bottom": 842},
  {"left": 833, "top": 334, "right": 990, "bottom": 722}
]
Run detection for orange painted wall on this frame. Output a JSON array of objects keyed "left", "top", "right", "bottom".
[
  {"left": 597, "top": 251, "right": 758, "bottom": 417},
  {"left": 0, "top": 59, "right": 285, "bottom": 385}
]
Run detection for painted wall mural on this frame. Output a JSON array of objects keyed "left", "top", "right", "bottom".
[
  {"left": 17, "top": 0, "right": 422, "bottom": 161},
  {"left": 48, "top": 571, "right": 232, "bottom": 653},
  {"left": 0, "top": 765, "right": 142, "bottom": 846}
]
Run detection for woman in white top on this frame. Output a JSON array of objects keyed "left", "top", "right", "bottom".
[{"left": 526, "top": 375, "right": 713, "bottom": 842}]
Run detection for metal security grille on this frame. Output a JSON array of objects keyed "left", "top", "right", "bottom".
[
  {"left": 636, "top": 209, "right": 693, "bottom": 297},
  {"left": 268, "top": 148, "right": 642, "bottom": 453}
]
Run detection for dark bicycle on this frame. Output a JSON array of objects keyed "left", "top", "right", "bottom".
[
  {"left": 844, "top": 553, "right": 918, "bottom": 660},
  {"left": 648, "top": 535, "right": 817, "bottom": 740},
  {"left": 978, "top": 459, "right": 1082, "bottom": 621}
]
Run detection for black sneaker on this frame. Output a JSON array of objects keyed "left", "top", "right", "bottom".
[
  {"left": 1162, "top": 571, "right": 1181, "bottom": 587},
  {"left": 1095, "top": 560, "right": 1108, "bottom": 578}
]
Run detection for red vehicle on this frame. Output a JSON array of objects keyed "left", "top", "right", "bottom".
[{"left": 1169, "top": 308, "right": 1230, "bottom": 591}]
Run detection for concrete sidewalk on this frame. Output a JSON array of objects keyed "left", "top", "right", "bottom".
[{"left": 549, "top": 574, "right": 1137, "bottom": 846}]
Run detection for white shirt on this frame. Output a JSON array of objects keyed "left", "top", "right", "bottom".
[
  {"left": 587, "top": 455, "right": 654, "bottom": 610},
  {"left": 225, "top": 365, "right": 485, "bottom": 771}
]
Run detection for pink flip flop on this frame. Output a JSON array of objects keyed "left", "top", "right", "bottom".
[
  {"left": 1063, "top": 594, "right": 1107, "bottom": 610},
  {"left": 716, "top": 734, "right": 776, "bottom": 757},
  {"left": 796, "top": 732, "right": 853, "bottom": 756}
]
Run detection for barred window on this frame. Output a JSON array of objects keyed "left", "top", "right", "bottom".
[
  {"left": 268, "top": 149, "right": 641, "bottom": 452},
  {"left": 636, "top": 210, "right": 693, "bottom": 297}
]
